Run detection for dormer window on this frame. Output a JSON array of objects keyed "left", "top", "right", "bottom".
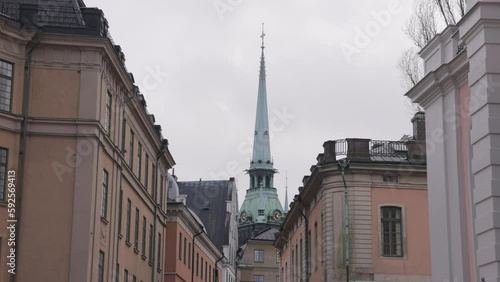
[{"left": 258, "top": 209, "right": 264, "bottom": 216}]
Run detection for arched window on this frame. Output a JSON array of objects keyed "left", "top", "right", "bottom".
[{"left": 381, "top": 206, "right": 403, "bottom": 257}]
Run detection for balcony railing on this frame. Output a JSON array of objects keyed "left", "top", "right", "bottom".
[{"left": 318, "top": 138, "right": 425, "bottom": 165}]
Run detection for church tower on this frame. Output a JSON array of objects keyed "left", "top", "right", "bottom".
[{"left": 238, "top": 25, "right": 285, "bottom": 246}]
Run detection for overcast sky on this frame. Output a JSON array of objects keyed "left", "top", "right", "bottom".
[{"left": 84, "top": 0, "right": 417, "bottom": 209}]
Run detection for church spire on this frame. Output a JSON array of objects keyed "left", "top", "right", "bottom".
[{"left": 251, "top": 23, "right": 273, "bottom": 171}]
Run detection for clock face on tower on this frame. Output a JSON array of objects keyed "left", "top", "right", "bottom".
[
  {"left": 273, "top": 210, "right": 282, "bottom": 220},
  {"left": 240, "top": 211, "right": 247, "bottom": 223}
]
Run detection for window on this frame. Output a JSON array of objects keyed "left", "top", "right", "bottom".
[
  {"left": 184, "top": 237, "right": 187, "bottom": 264},
  {"left": 132, "top": 275, "right": 136, "bottom": 282},
  {"left": 0, "top": 60, "right": 13, "bottom": 112},
  {"left": 258, "top": 209, "right": 264, "bottom": 216},
  {"left": 314, "top": 221, "right": 318, "bottom": 270},
  {"left": 145, "top": 155, "right": 149, "bottom": 191},
  {"left": 201, "top": 258, "right": 204, "bottom": 280},
  {"left": 276, "top": 275, "right": 280, "bottom": 282},
  {"left": 101, "top": 170, "right": 109, "bottom": 218},
  {"left": 115, "top": 264, "right": 119, "bottom": 282},
  {"left": 254, "top": 249, "right": 264, "bottom": 262},
  {"left": 205, "top": 261, "right": 207, "bottom": 282},
  {"left": 291, "top": 250, "right": 295, "bottom": 282},
  {"left": 105, "top": 92, "right": 112, "bottom": 135},
  {"left": 300, "top": 238, "right": 303, "bottom": 280},
  {"left": 149, "top": 224, "right": 153, "bottom": 261},
  {"left": 98, "top": 251, "right": 104, "bottom": 282},
  {"left": 159, "top": 175, "right": 164, "bottom": 207},
  {"left": 118, "top": 190, "right": 123, "bottom": 235},
  {"left": 196, "top": 253, "right": 199, "bottom": 276},
  {"left": 157, "top": 233, "right": 162, "bottom": 268},
  {"left": 121, "top": 118, "right": 126, "bottom": 152},
  {"left": 276, "top": 250, "right": 280, "bottom": 264},
  {"left": 307, "top": 230, "right": 311, "bottom": 273},
  {"left": 142, "top": 216, "right": 147, "bottom": 255},
  {"left": 188, "top": 242, "right": 191, "bottom": 268},
  {"left": 134, "top": 208, "right": 139, "bottom": 249},
  {"left": 137, "top": 143, "right": 142, "bottom": 180},
  {"left": 126, "top": 199, "right": 131, "bottom": 243},
  {"left": 254, "top": 275, "right": 264, "bottom": 282},
  {"left": 129, "top": 130, "right": 134, "bottom": 167},
  {"left": 209, "top": 266, "right": 212, "bottom": 282},
  {"left": 179, "top": 233, "right": 182, "bottom": 260},
  {"left": 0, "top": 148, "right": 7, "bottom": 201},
  {"left": 381, "top": 206, "right": 403, "bottom": 257},
  {"left": 151, "top": 164, "right": 156, "bottom": 196},
  {"left": 124, "top": 269, "right": 128, "bottom": 281}
]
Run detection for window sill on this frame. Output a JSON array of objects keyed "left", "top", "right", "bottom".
[
  {"left": 380, "top": 255, "right": 406, "bottom": 260},
  {"left": 134, "top": 248, "right": 140, "bottom": 254},
  {"left": 148, "top": 261, "right": 153, "bottom": 267},
  {"left": 141, "top": 255, "right": 147, "bottom": 261},
  {"left": 126, "top": 241, "right": 132, "bottom": 247},
  {"left": 157, "top": 268, "right": 161, "bottom": 273},
  {"left": 100, "top": 217, "right": 109, "bottom": 225},
  {"left": 118, "top": 234, "right": 123, "bottom": 240}
]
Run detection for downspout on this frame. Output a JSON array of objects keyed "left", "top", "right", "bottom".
[
  {"left": 214, "top": 254, "right": 225, "bottom": 282},
  {"left": 191, "top": 228, "right": 204, "bottom": 282},
  {"left": 153, "top": 140, "right": 168, "bottom": 282},
  {"left": 297, "top": 198, "right": 309, "bottom": 282},
  {"left": 338, "top": 159, "right": 350, "bottom": 282},
  {"left": 13, "top": 29, "right": 41, "bottom": 282}
]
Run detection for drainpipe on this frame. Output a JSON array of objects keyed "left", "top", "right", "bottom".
[
  {"left": 191, "top": 228, "right": 204, "bottom": 282},
  {"left": 297, "top": 198, "right": 309, "bottom": 282},
  {"left": 153, "top": 139, "right": 168, "bottom": 282},
  {"left": 214, "top": 254, "right": 225, "bottom": 282},
  {"left": 338, "top": 159, "right": 350, "bottom": 282},
  {"left": 13, "top": 29, "right": 41, "bottom": 282}
]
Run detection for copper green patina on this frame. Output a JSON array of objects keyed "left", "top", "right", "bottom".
[{"left": 238, "top": 26, "right": 284, "bottom": 227}]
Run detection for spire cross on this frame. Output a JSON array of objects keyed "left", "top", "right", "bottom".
[{"left": 261, "top": 23, "right": 265, "bottom": 49}]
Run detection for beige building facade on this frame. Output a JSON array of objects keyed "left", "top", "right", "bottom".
[
  {"left": 275, "top": 116, "right": 431, "bottom": 282},
  {"left": 0, "top": 2, "right": 174, "bottom": 282},
  {"left": 237, "top": 229, "right": 281, "bottom": 282}
]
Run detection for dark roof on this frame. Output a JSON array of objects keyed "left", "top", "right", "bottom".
[
  {"left": 178, "top": 179, "right": 235, "bottom": 252},
  {"left": 1, "top": 0, "right": 85, "bottom": 27},
  {"left": 253, "top": 228, "right": 279, "bottom": 241}
]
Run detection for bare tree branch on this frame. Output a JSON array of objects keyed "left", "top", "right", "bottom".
[
  {"left": 404, "top": 1, "right": 438, "bottom": 49},
  {"left": 398, "top": 48, "right": 423, "bottom": 90}
]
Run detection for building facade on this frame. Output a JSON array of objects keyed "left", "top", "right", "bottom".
[
  {"left": 275, "top": 115, "right": 431, "bottom": 282},
  {"left": 0, "top": 1, "right": 175, "bottom": 281},
  {"left": 237, "top": 229, "right": 281, "bottom": 282},
  {"left": 406, "top": 1, "right": 500, "bottom": 281},
  {"left": 165, "top": 197, "right": 223, "bottom": 282},
  {"left": 176, "top": 178, "right": 239, "bottom": 282}
]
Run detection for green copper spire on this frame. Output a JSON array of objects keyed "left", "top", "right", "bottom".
[
  {"left": 251, "top": 23, "right": 273, "bottom": 170},
  {"left": 238, "top": 25, "right": 284, "bottom": 229}
]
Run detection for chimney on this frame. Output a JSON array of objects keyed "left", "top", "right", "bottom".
[
  {"left": 346, "top": 138, "right": 371, "bottom": 160},
  {"left": 408, "top": 112, "right": 426, "bottom": 160},
  {"left": 322, "top": 140, "right": 336, "bottom": 164},
  {"left": 81, "top": 8, "right": 109, "bottom": 37},
  {"left": 412, "top": 112, "right": 426, "bottom": 142},
  {"left": 19, "top": 4, "right": 38, "bottom": 30}
]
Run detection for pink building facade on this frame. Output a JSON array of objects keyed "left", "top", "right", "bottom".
[{"left": 407, "top": 1, "right": 500, "bottom": 281}]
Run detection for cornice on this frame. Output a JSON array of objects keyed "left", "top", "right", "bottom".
[
  {"left": 419, "top": 25, "right": 459, "bottom": 58},
  {"left": 406, "top": 51, "right": 468, "bottom": 108}
]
